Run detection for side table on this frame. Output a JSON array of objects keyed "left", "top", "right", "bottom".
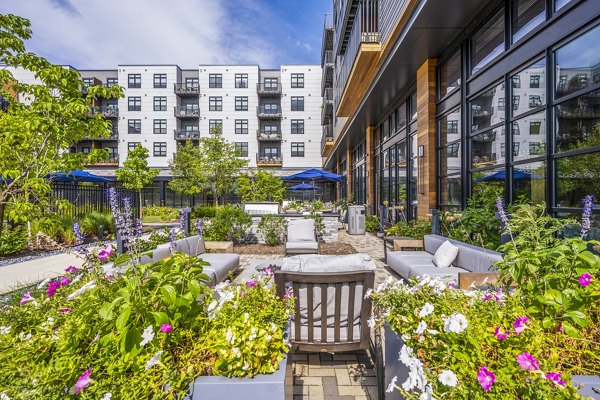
[{"left": 204, "top": 241, "right": 234, "bottom": 253}]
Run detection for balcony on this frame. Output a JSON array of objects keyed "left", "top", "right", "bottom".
[
  {"left": 322, "top": 88, "right": 334, "bottom": 124},
  {"left": 85, "top": 130, "right": 118, "bottom": 141},
  {"left": 174, "top": 83, "right": 199, "bottom": 97},
  {"left": 256, "top": 153, "right": 282, "bottom": 167},
  {"left": 321, "top": 13, "right": 334, "bottom": 66},
  {"left": 81, "top": 77, "right": 102, "bottom": 96},
  {"left": 174, "top": 106, "right": 199, "bottom": 119},
  {"left": 86, "top": 155, "right": 119, "bottom": 167},
  {"left": 257, "top": 83, "right": 282, "bottom": 97},
  {"left": 91, "top": 106, "right": 119, "bottom": 119},
  {"left": 321, "top": 50, "right": 334, "bottom": 93},
  {"left": 257, "top": 105, "right": 282, "bottom": 120},
  {"left": 174, "top": 129, "right": 200, "bottom": 141},
  {"left": 321, "top": 124, "right": 334, "bottom": 157},
  {"left": 257, "top": 130, "right": 282, "bottom": 141}
]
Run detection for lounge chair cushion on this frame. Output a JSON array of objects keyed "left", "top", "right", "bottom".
[
  {"left": 281, "top": 253, "right": 376, "bottom": 272},
  {"left": 173, "top": 235, "right": 205, "bottom": 256},
  {"left": 199, "top": 253, "right": 240, "bottom": 286},
  {"left": 285, "top": 241, "right": 319, "bottom": 251},
  {"left": 287, "top": 219, "right": 316, "bottom": 242}
]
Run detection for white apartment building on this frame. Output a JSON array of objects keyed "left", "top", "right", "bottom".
[{"left": 8, "top": 64, "right": 323, "bottom": 177}]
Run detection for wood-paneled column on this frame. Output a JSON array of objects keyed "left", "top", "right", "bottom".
[
  {"left": 365, "top": 125, "right": 375, "bottom": 210},
  {"left": 346, "top": 148, "right": 353, "bottom": 200}
]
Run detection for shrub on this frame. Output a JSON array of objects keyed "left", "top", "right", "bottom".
[
  {"left": 191, "top": 206, "right": 217, "bottom": 219},
  {"left": 385, "top": 218, "right": 431, "bottom": 240},
  {"left": 80, "top": 211, "right": 116, "bottom": 237},
  {"left": 258, "top": 215, "right": 287, "bottom": 245},
  {"left": 365, "top": 215, "right": 380, "bottom": 233},
  {"left": 142, "top": 205, "right": 178, "bottom": 221},
  {"left": 0, "top": 226, "right": 27, "bottom": 256},
  {"left": 30, "top": 214, "right": 76, "bottom": 244},
  {"left": 203, "top": 205, "right": 252, "bottom": 243},
  {"left": 310, "top": 201, "right": 324, "bottom": 213}
]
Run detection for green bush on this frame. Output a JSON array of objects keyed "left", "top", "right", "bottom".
[
  {"left": 385, "top": 218, "right": 431, "bottom": 240},
  {"left": 365, "top": 215, "right": 380, "bottom": 233},
  {"left": 80, "top": 211, "right": 115, "bottom": 237},
  {"left": 0, "top": 227, "right": 27, "bottom": 256},
  {"left": 142, "top": 205, "right": 178, "bottom": 221},
  {"left": 191, "top": 206, "right": 217, "bottom": 219},
  {"left": 309, "top": 201, "right": 324, "bottom": 213},
  {"left": 258, "top": 215, "right": 287, "bottom": 245},
  {"left": 203, "top": 206, "right": 252, "bottom": 243},
  {"left": 30, "top": 214, "right": 76, "bottom": 244}
]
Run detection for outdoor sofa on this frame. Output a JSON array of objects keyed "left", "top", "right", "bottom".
[
  {"left": 103, "top": 235, "right": 240, "bottom": 286},
  {"left": 284, "top": 218, "right": 320, "bottom": 256},
  {"left": 386, "top": 234, "right": 502, "bottom": 287}
]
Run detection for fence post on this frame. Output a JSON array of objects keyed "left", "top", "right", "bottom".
[
  {"left": 116, "top": 230, "right": 126, "bottom": 254},
  {"left": 430, "top": 209, "right": 440, "bottom": 235},
  {"left": 98, "top": 225, "right": 104, "bottom": 241},
  {"left": 183, "top": 207, "right": 192, "bottom": 236}
]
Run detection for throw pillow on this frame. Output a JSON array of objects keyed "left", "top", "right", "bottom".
[{"left": 432, "top": 240, "right": 459, "bottom": 268}]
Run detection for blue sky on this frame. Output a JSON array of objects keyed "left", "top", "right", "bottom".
[{"left": 0, "top": 0, "right": 331, "bottom": 69}]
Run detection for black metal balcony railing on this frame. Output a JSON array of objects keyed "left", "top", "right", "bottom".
[
  {"left": 174, "top": 129, "right": 200, "bottom": 140},
  {"left": 257, "top": 130, "right": 282, "bottom": 141},
  {"left": 91, "top": 106, "right": 119, "bottom": 118},
  {"left": 87, "top": 155, "right": 119, "bottom": 166},
  {"left": 174, "top": 106, "right": 199, "bottom": 118},
  {"left": 174, "top": 83, "right": 200, "bottom": 96},
  {"left": 256, "top": 106, "right": 282, "bottom": 119},
  {"left": 321, "top": 124, "right": 334, "bottom": 153},
  {"left": 256, "top": 153, "right": 282, "bottom": 165},
  {"left": 257, "top": 83, "right": 282, "bottom": 96}
]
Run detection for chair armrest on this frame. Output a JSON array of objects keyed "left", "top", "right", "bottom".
[
  {"left": 458, "top": 272, "right": 501, "bottom": 290},
  {"left": 393, "top": 239, "right": 424, "bottom": 251}
]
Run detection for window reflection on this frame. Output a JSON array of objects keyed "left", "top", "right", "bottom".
[
  {"left": 555, "top": 89, "right": 600, "bottom": 152},
  {"left": 472, "top": 129, "right": 503, "bottom": 167},
  {"left": 513, "top": 162, "right": 546, "bottom": 204},
  {"left": 512, "top": 0, "right": 545, "bottom": 43},
  {"left": 513, "top": 112, "right": 546, "bottom": 161},
  {"left": 439, "top": 51, "right": 461, "bottom": 98},
  {"left": 557, "top": 152, "right": 600, "bottom": 207},
  {"left": 439, "top": 108, "right": 461, "bottom": 146},
  {"left": 512, "top": 59, "right": 546, "bottom": 117},
  {"left": 472, "top": 9, "right": 505, "bottom": 74},
  {"left": 472, "top": 168, "right": 505, "bottom": 195},
  {"left": 439, "top": 175, "right": 462, "bottom": 210},
  {"left": 555, "top": 25, "right": 600, "bottom": 98},
  {"left": 470, "top": 82, "right": 505, "bottom": 132}
]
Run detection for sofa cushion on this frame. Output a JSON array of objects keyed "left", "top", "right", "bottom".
[
  {"left": 285, "top": 241, "right": 319, "bottom": 251},
  {"left": 173, "top": 235, "right": 205, "bottom": 256},
  {"left": 138, "top": 243, "right": 172, "bottom": 265},
  {"left": 424, "top": 235, "right": 502, "bottom": 273},
  {"left": 387, "top": 251, "right": 434, "bottom": 279},
  {"left": 281, "top": 254, "right": 376, "bottom": 272},
  {"left": 287, "top": 219, "right": 316, "bottom": 242},
  {"left": 432, "top": 240, "right": 459, "bottom": 268},
  {"left": 200, "top": 253, "right": 240, "bottom": 286},
  {"left": 405, "top": 264, "right": 469, "bottom": 281}
]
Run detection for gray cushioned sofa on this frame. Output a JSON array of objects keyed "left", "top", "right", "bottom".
[
  {"left": 104, "top": 235, "right": 239, "bottom": 286},
  {"left": 387, "top": 234, "right": 502, "bottom": 283}
]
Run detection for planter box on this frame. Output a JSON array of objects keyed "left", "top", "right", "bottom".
[
  {"left": 190, "top": 354, "right": 290, "bottom": 400},
  {"left": 384, "top": 323, "right": 409, "bottom": 400}
]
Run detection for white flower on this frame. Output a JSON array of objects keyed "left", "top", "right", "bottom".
[
  {"left": 364, "top": 288, "right": 373, "bottom": 300},
  {"left": 91, "top": 333, "right": 100, "bottom": 343},
  {"left": 242, "top": 362, "right": 250, "bottom": 371},
  {"left": 269, "top": 322, "right": 278, "bottom": 333},
  {"left": 419, "top": 384, "right": 433, "bottom": 400},
  {"left": 427, "top": 329, "right": 439, "bottom": 336},
  {"left": 0, "top": 326, "right": 11, "bottom": 335},
  {"left": 18, "top": 332, "right": 32, "bottom": 341},
  {"left": 402, "top": 358, "right": 427, "bottom": 391},
  {"left": 438, "top": 369, "right": 458, "bottom": 387},
  {"left": 414, "top": 321, "right": 427, "bottom": 335},
  {"left": 232, "top": 347, "right": 241, "bottom": 358},
  {"left": 36, "top": 278, "right": 50, "bottom": 290},
  {"left": 145, "top": 350, "right": 163, "bottom": 370},
  {"left": 214, "top": 281, "right": 228, "bottom": 294},
  {"left": 243, "top": 313, "right": 250, "bottom": 323},
  {"left": 418, "top": 302, "right": 434, "bottom": 317},
  {"left": 386, "top": 375, "right": 398, "bottom": 393},
  {"left": 226, "top": 329, "right": 235, "bottom": 345},
  {"left": 100, "top": 393, "right": 112, "bottom": 400},
  {"left": 1, "top": 393, "right": 11, "bottom": 400},
  {"left": 67, "top": 280, "right": 96, "bottom": 300},
  {"left": 399, "top": 344, "right": 414, "bottom": 365},
  {"left": 207, "top": 300, "right": 218, "bottom": 313},
  {"left": 249, "top": 327, "right": 257, "bottom": 341},
  {"left": 443, "top": 313, "right": 468, "bottom": 334},
  {"left": 367, "top": 317, "right": 376, "bottom": 329},
  {"left": 140, "top": 325, "right": 155, "bottom": 346},
  {"left": 265, "top": 334, "right": 272, "bottom": 341}
]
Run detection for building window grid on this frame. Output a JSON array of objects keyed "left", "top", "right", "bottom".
[
  {"left": 235, "top": 142, "right": 249, "bottom": 157},
  {"left": 127, "top": 142, "right": 140, "bottom": 152},
  {"left": 235, "top": 96, "right": 248, "bottom": 111},
  {"left": 291, "top": 142, "right": 305, "bottom": 157},
  {"left": 106, "top": 77, "right": 118, "bottom": 87},
  {"left": 209, "top": 97, "right": 223, "bottom": 111},
  {"left": 209, "top": 119, "right": 223, "bottom": 133},
  {"left": 153, "top": 74, "right": 167, "bottom": 89},
  {"left": 291, "top": 96, "right": 304, "bottom": 111},
  {"left": 235, "top": 119, "right": 248, "bottom": 134},
  {"left": 209, "top": 74, "right": 222, "bottom": 88},
  {"left": 291, "top": 119, "right": 305, "bottom": 134},
  {"left": 153, "top": 119, "right": 167, "bottom": 134},
  {"left": 235, "top": 74, "right": 249, "bottom": 88},
  {"left": 291, "top": 73, "right": 304, "bottom": 88},
  {"left": 128, "top": 119, "right": 141, "bottom": 134},
  {"left": 153, "top": 96, "right": 167, "bottom": 111},
  {"left": 128, "top": 74, "right": 141, "bottom": 88},
  {"left": 153, "top": 142, "right": 167, "bottom": 157},
  {"left": 128, "top": 97, "right": 141, "bottom": 111}
]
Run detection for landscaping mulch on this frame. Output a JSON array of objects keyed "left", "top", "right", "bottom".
[{"left": 226, "top": 242, "right": 358, "bottom": 255}]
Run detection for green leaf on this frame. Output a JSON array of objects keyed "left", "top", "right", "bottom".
[
  {"left": 560, "top": 320, "right": 580, "bottom": 338},
  {"left": 152, "top": 312, "right": 170, "bottom": 326},
  {"left": 115, "top": 306, "right": 132, "bottom": 330},
  {"left": 564, "top": 310, "right": 588, "bottom": 327},
  {"left": 123, "top": 327, "right": 141, "bottom": 353},
  {"left": 98, "top": 302, "right": 114, "bottom": 320},
  {"left": 160, "top": 285, "right": 177, "bottom": 305}
]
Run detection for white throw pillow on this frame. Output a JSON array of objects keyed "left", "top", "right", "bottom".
[{"left": 432, "top": 240, "right": 459, "bottom": 268}]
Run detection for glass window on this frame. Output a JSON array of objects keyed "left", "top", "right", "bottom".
[
  {"left": 153, "top": 96, "right": 167, "bottom": 111},
  {"left": 555, "top": 0, "right": 574, "bottom": 11},
  {"left": 262, "top": 146, "right": 279, "bottom": 157},
  {"left": 128, "top": 74, "right": 141, "bottom": 88},
  {"left": 410, "top": 92, "right": 417, "bottom": 121},
  {"left": 209, "top": 74, "right": 222, "bottom": 88},
  {"left": 438, "top": 108, "right": 461, "bottom": 146},
  {"left": 513, "top": 59, "right": 546, "bottom": 117},
  {"left": 291, "top": 97, "right": 304, "bottom": 111},
  {"left": 153, "top": 142, "right": 167, "bottom": 157},
  {"left": 439, "top": 175, "right": 462, "bottom": 209},
  {"left": 555, "top": 25, "right": 600, "bottom": 98},
  {"left": 530, "top": 120, "right": 542, "bottom": 135},
  {"left": 440, "top": 142, "right": 462, "bottom": 178},
  {"left": 291, "top": 119, "right": 304, "bottom": 134},
  {"left": 291, "top": 73, "right": 305, "bottom": 88},
  {"left": 396, "top": 102, "right": 407, "bottom": 131},
  {"left": 529, "top": 95, "right": 543, "bottom": 108},
  {"left": 512, "top": 75, "right": 521, "bottom": 88},
  {"left": 471, "top": 129, "right": 502, "bottom": 167},
  {"left": 153, "top": 74, "right": 167, "bottom": 89},
  {"left": 555, "top": 89, "right": 600, "bottom": 152},
  {"left": 556, "top": 152, "right": 600, "bottom": 207},
  {"left": 153, "top": 119, "right": 167, "bottom": 134},
  {"left": 82, "top": 78, "right": 94, "bottom": 87},
  {"left": 263, "top": 125, "right": 278, "bottom": 134},
  {"left": 209, "top": 96, "right": 222, "bottom": 111},
  {"left": 235, "top": 96, "right": 248, "bottom": 111},
  {"left": 530, "top": 75, "right": 541, "bottom": 88},
  {"left": 235, "top": 74, "right": 248, "bottom": 88},
  {"left": 291, "top": 142, "right": 305, "bottom": 157},
  {"left": 235, "top": 119, "right": 248, "bottom": 134},
  {"left": 512, "top": 0, "right": 545, "bottom": 43},
  {"left": 185, "top": 77, "right": 199, "bottom": 89},
  {"left": 439, "top": 51, "right": 461, "bottom": 98},
  {"left": 471, "top": 167, "right": 505, "bottom": 194},
  {"left": 469, "top": 82, "right": 504, "bottom": 133},
  {"left": 512, "top": 95, "right": 521, "bottom": 111},
  {"left": 106, "top": 77, "right": 118, "bottom": 87},
  {"left": 513, "top": 161, "right": 546, "bottom": 203},
  {"left": 498, "top": 97, "right": 505, "bottom": 111},
  {"left": 127, "top": 142, "right": 140, "bottom": 152},
  {"left": 128, "top": 96, "right": 141, "bottom": 111},
  {"left": 128, "top": 119, "right": 141, "bottom": 134},
  {"left": 209, "top": 119, "right": 222, "bottom": 133},
  {"left": 264, "top": 78, "right": 278, "bottom": 88},
  {"left": 471, "top": 9, "right": 505, "bottom": 74},
  {"left": 235, "top": 142, "right": 248, "bottom": 157}
]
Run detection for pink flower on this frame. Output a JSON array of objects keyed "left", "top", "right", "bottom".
[
  {"left": 160, "top": 324, "right": 173, "bottom": 333},
  {"left": 263, "top": 267, "right": 274, "bottom": 277},
  {"left": 47, "top": 281, "right": 61, "bottom": 297},
  {"left": 19, "top": 291, "right": 33, "bottom": 305},
  {"left": 557, "top": 323, "right": 563, "bottom": 333},
  {"left": 70, "top": 368, "right": 93, "bottom": 395},
  {"left": 59, "top": 308, "right": 73, "bottom": 314},
  {"left": 513, "top": 316, "right": 529, "bottom": 335},
  {"left": 483, "top": 294, "right": 494, "bottom": 301},
  {"left": 579, "top": 273, "right": 592, "bottom": 287},
  {"left": 97, "top": 244, "right": 114, "bottom": 262},
  {"left": 494, "top": 326, "right": 510, "bottom": 340},
  {"left": 246, "top": 280, "right": 257, "bottom": 288},
  {"left": 60, "top": 276, "right": 71, "bottom": 286},
  {"left": 283, "top": 288, "right": 293, "bottom": 299},
  {"left": 448, "top": 282, "right": 456, "bottom": 289},
  {"left": 477, "top": 366, "right": 496, "bottom": 391},
  {"left": 105, "top": 274, "right": 114, "bottom": 281},
  {"left": 545, "top": 372, "right": 567, "bottom": 387},
  {"left": 65, "top": 266, "right": 79, "bottom": 273},
  {"left": 516, "top": 352, "right": 540, "bottom": 371}
]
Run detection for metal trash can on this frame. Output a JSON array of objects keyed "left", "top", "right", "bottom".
[{"left": 347, "top": 205, "right": 366, "bottom": 235}]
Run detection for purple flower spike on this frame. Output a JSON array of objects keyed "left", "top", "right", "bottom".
[
  {"left": 579, "top": 273, "right": 592, "bottom": 287},
  {"left": 195, "top": 218, "right": 204, "bottom": 237},
  {"left": 72, "top": 222, "right": 85, "bottom": 247},
  {"left": 495, "top": 197, "right": 509, "bottom": 225},
  {"left": 477, "top": 366, "right": 496, "bottom": 392},
  {"left": 581, "top": 195, "right": 594, "bottom": 239},
  {"left": 516, "top": 352, "right": 540, "bottom": 371}
]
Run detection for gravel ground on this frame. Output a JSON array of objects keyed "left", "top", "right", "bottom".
[{"left": 0, "top": 241, "right": 111, "bottom": 268}]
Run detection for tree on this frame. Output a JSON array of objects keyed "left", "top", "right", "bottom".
[
  {"left": 236, "top": 169, "right": 286, "bottom": 203},
  {"left": 0, "top": 14, "right": 123, "bottom": 233},
  {"left": 115, "top": 145, "right": 158, "bottom": 218},
  {"left": 168, "top": 131, "right": 248, "bottom": 207}
]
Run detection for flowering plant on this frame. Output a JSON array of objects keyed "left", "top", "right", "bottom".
[{"left": 370, "top": 275, "right": 591, "bottom": 399}]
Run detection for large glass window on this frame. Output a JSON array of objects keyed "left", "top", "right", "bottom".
[
  {"left": 555, "top": 89, "right": 600, "bottom": 152},
  {"left": 235, "top": 96, "right": 248, "bottom": 111},
  {"left": 513, "top": 162, "right": 546, "bottom": 203},
  {"left": 235, "top": 74, "right": 248, "bottom": 88},
  {"left": 471, "top": 9, "right": 505, "bottom": 74},
  {"left": 556, "top": 152, "right": 600, "bottom": 207},
  {"left": 396, "top": 102, "right": 407, "bottom": 131},
  {"left": 472, "top": 129, "right": 503, "bottom": 167},
  {"left": 153, "top": 74, "right": 167, "bottom": 89},
  {"left": 439, "top": 51, "right": 461, "bottom": 98},
  {"left": 128, "top": 97, "right": 141, "bottom": 111},
  {"left": 128, "top": 119, "right": 141, "bottom": 134},
  {"left": 209, "top": 119, "right": 222, "bottom": 133},
  {"left": 512, "top": 59, "right": 546, "bottom": 117},
  {"left": 291, "top": 142, "right": 305, "bottom": 157},
  {"left": 153, "top": 119, "right": 167, "bottom": 134},
  {"left": 235, "top": 142, "right": 248, "bottom": 157},
  {"left": 291, "top": 73, "right": 304, "bottom": 88},
  {"left": 235, "top": 119, "right": 248, "bottom": 134},
  {"left": 291, "top": 119, "right": 304, "bottom": 134},
  {"left": 513, "top": 112, "right": 546, "bottom": 161},
  {"left": 470, "top": 82, "right": 505, "bottom": 132},
  {"left": 291, "top": 97, "right": 304, "bottom": 111},
  {"left": 512, "top": 0, "right": 545, "bottom": 43},
  {"left": 555, "top": 25, "right": 600, "bottom": 98},
  {"left": 128, "top": 74, "right": 141, "bottom": 88},
  {"left": 439, "top": 108, "right": 462, "bottom": 147},
  {"left": 209, "top": 97, "right": 222, "bottom": 111},
  {"left": 153, "top": 96, "right": 167, "bottom": 111},
  {"left": 209, "top": 74, "right": 222, "bottom": 88},
  {"left": 153, "top": 142, "right": 167, "bottom": 157}
]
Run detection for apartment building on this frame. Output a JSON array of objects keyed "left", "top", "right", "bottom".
[
  {"left": 321, "top": 0, "right": 600, "bottom": 221},
  {"left": 8, "top": 64, "right": 322, "bottom": 178}
]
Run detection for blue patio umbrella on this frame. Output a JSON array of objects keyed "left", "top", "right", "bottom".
[
  {"left": 46, "top": 170, "right": 114, "bottom": 183},
  {"left": 288, "top": 183, "right": 321, "bottom": 190},
  {"left": 283, "top": 168, "right": 344, "bottom": 182},
  {"left": 476, "top": 169, "right": 540, "bottom": 182}
]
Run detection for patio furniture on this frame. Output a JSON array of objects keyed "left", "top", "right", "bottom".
[
  {"left": 386, "top": 234, "right": 502, "bottom": 286},
  {"left": 204, "top": 241, "right": 234, "bottom": 253},
  {"left": 382, "top": 235, "right": 415, "bottom": 263},
  {"left": 284, "top": 218, "right": 320, "bottom": 256}
]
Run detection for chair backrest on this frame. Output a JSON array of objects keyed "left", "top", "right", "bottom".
[
  {"left": 274, "top": 270, "right": 374, "bottom": 353},
  {"left": 287, "top": 219, "right": 316, "bottom": 242}
]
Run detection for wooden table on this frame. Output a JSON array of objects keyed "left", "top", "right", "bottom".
[{"left": 204, "top": 241, "right": 234, "bottom": 253}]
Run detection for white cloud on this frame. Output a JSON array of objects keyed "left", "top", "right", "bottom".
[{"left": 0, "top": 0, "right": 279, "bottom": 68}]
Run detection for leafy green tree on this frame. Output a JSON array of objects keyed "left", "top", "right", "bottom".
[
  {"left": 169, "top": 130, "right": 248, "bottom": 207},
  {"left": 116, "top": 144, "right": 159, "bottom": 218},
  {"left": 236, "top": 169, "right": 286, "bottom": 203},
  {"left": 0, "top": 14, "right": 123, "bottom": 233}
]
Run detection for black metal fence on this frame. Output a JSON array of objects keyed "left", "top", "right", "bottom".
[{"left": 51, "top": 183, "right": 139, "bottom": 217}]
